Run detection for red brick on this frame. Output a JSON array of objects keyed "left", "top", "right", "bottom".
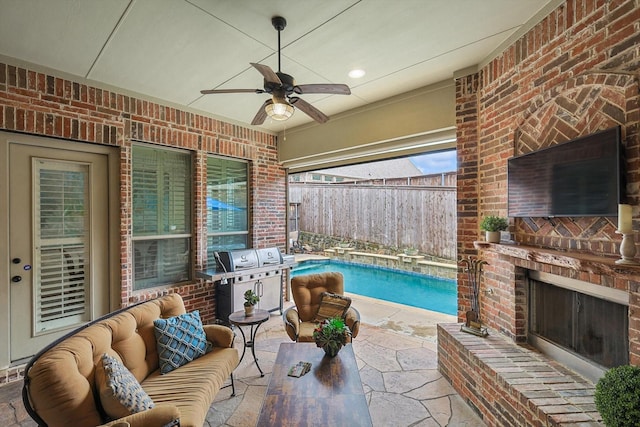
[{"left": 0, "top": 61, "right": 284, "bottom": 315}]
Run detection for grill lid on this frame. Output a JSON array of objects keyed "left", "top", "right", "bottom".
[
  {"left": 215, "top": 247, "right": 283, "bottom": 272},
  {"left": 215, "top": 249, "right": 259, "bottom": 272},
  {"left": 256, "top": 247, "right": 283, "bottom": 267}
]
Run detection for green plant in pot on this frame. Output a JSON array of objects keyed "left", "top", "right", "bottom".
[
  {"left": 595, "top": 365, "right": 640, "bottom": 426},
  {"left": 403, "top": 246, "right": 419, "bottom": 256},
  {"left": 313, "top": 317, "right": 351, "bottom": 357},
  {"left": 243, "top": 289, "right": 260, "bottom": 316},
  {"left": 480, "top": 215, "right": 508, "bottom": 243}
]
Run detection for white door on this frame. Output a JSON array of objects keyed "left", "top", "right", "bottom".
[{"left": 9, "top": 142, "right": 111, "bottom": 361}]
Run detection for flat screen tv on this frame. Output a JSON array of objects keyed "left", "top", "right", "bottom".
[{"left": 508, "top": 126, "right": 625, "bottom": 217}]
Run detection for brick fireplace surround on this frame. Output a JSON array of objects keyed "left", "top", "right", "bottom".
[
  {"left": 441, "top": 1, "right": 640, "bottom": 426},
  {"left": 439, "top": 243, "right": 640, "bottom": 426}
]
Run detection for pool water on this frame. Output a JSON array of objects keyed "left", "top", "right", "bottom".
[{"left": 292, "top": 260, "right": 457, "bottom": 316}]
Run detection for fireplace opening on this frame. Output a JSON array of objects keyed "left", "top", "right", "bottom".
[{"left": 528, "top": 271, "right": 629, "bottom": 382}]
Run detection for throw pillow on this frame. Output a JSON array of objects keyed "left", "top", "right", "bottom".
[
  {"left": 97, "top": 353, "right": 155, "bottom": 420},
  {"left": 153, "top": 310, "right": 209, "bottom": 374},
  {"left": 314, "top": 292, "right": 352, "bottom": 322}
]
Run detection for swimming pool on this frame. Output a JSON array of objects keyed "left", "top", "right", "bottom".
[{"left": 291, "top": 260, "right": 457, "bottom": 315}]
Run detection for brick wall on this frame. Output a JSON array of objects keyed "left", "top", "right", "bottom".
[
  {"left": 453, "top": 1, "right": 640, "bottom": 424},
  {"left": 438, "top": 323, "right": 602, "bottom": 426},
  {"left": 456, "top": 73, "right": 480, "bottom": 319},
  {"left": 456, "top": 0, "right": 640, "bottom": 334},
  {"left": 0, "top": 61, "right": 286, "bottom": 321}
]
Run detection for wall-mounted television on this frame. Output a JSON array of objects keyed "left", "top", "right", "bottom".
[{"left": 508, "top": 126, "right": 625, "bottom": 218}]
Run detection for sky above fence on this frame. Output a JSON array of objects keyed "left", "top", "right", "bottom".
[{"left": 410, "top": 150, "right": 456, "bottom": 174}]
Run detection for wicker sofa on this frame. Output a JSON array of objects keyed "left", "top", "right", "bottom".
[{"left": 22, "top": 293, "right": 239, "bottom": 427}]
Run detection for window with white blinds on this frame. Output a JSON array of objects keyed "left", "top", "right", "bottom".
[
  {"left": 206, "top": 156, "right": 248, "bottom": 266},
  {"left": 132, "top": 145, "right": 191, "bottom": 289},
  {"left": 35, "top": 162, "right": 90, "bottom": 332}
]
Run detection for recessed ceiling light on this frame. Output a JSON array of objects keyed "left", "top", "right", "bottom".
[{"left": 348, "top": 69, "right": 365, "bottom": 79}]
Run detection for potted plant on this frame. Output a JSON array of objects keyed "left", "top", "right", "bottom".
[
  {"left": 480, "top": 215, "right": 508, "bottom": 243},
  {"left": 313, "top": 317, "right": 351, "bottom": 357},
  {"left": 403, "top": 246, "right": 419, "bottom": 256},
  {"left": 243, "top": 289, "right": 260, "bottom": 316},
  {"left": 594, "top": 365, "right": 640, "bottom": 426}
]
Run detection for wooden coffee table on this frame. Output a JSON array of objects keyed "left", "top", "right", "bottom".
[{"left": 257, "top": 342, "right": 372, "bottom": 426}]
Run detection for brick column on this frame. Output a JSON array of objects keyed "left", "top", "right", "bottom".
[{"left": 455, "top": 72, "right": 480, "bottom": 322}]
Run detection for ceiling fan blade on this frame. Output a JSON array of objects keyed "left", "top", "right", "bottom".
[
  {"left": 289, "top": 97, "right": 329, "bottom": 123},
  {"left": 200, "top": 88, "right": 263, "bottom": 95},
  {"left": 250, "top": 63, "right": 282, "bottom": 85},
  {"left": 294, "top": 84, "right": 351, "bottom": 95},
  {"left": 251, "top": 100, "right": 271, "bottom": 126}
]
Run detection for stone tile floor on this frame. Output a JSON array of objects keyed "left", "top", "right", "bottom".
[{"left": 1, "top": 294, "right": 486, "bottom": 427}]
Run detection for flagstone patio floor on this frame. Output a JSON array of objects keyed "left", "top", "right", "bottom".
[{"left": 1, "top": 294, "right": 485, "bottom": 427}]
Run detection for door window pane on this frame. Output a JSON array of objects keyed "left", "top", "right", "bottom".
[
  {"left": 132, "top": 145, "right": 191, "bottom": 289},
  {"left": 206, "top": 157, "right": 248, "bottom": 264},
  {"left": 35, "top": 161, "right": 90, "bottom": 332}
]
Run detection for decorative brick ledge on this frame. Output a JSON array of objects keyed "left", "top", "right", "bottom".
[
  {"left": 320, "top": 249, "right": 458, "bottom": 279},
  {"left": 437, "top": 323, "right": 603, "bottom": 427},
  {"left": 349, "top": 251, "right": 399, "bottom": 261}
]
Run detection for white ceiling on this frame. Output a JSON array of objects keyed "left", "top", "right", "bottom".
[{"left": 0, "top": 0, "right": 557, "bottom": 133}]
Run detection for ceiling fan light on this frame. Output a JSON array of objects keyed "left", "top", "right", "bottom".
[{"left": 265, "top": 98, "right": 294, "bottom": 121}]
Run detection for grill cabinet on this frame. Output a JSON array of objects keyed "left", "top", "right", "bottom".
[{"left": 215, "top": 248, "right": 284, "bottom": 322}]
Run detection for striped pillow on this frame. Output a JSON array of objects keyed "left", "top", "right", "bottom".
[{"left": 314, "top": 292, "right": 351, "bottom": 322}]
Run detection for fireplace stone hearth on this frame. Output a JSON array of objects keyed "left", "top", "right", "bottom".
[
  {"left": 437, "top": 323, "right": 602, "bottom": 426},
  {"left": 439, "top": 242, "right": 638, "bottom": 426}
]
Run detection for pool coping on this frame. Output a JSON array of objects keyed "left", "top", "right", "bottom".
[{"left": 293, "top": 257, "right": 456, "bottom": 281}]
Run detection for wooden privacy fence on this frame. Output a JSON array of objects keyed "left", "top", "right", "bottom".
[{"left": 289, "top": 183, "right": 456, "bottom": 260}]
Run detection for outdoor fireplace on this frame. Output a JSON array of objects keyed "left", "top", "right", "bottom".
[
  {"left": 527, "top": 270, "right": 629, "bottom": 382},
  {"left": 440, "top": 243, "right": 639, "bottom": 426}
]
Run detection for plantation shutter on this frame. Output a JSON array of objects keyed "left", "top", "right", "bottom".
[
  {"left": 132, "top": 149, "right": 159, "bottom": 235},
  {"left": 132, "top": 147, "right": 191, "bottom": 236},
  {"left": 35, "top": 161, "right": 90, "bottom": 332},
  {"left": 132, "top": 145, "right": 191, "bottom": 289},
  {"left": 206, "top": 157, "right": 248, "bottom": 264}
]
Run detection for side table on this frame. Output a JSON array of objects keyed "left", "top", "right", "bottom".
[{"left": 228, "top": 308, "right": 270, "bottom": 376}]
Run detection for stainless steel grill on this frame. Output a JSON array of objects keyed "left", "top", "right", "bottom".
[
  {"left": 214, "top": 248, "right": 284, "bottom": 322},
  {"left": 256, "top": 248, "right": 283, "bottom": 266},
  {"left": 215, "top": 249, "right": 259, "bottom": 272}
]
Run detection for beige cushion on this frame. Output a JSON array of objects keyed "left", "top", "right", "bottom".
[
  {"left": 291, "top": 272, "right": 344, "bottom": 322},
  {"left": 25, "top": 294, "right": 237, "bottom": 427},
  {"left": 285, "top": 272, "right": 360, "bottom": 343},
  {"left": 142, "top": 347, "right": 239, "bottom": 427},
  {"left": 296, "top": 322, "right": 319, "bottom": 343},
  {"left": 313, "top": 292, "right": 351, "bottom": 322}
]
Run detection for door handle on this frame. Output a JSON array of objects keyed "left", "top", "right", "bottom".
[
  {"left": 255, "top": 280, "right": 263, "bottom": 297},
  {"left": 12, "top": 275, "right": 22, "bottom": 283}
]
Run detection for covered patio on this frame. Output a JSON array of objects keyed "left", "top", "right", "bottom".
[
  {"left": 1, "top": 1, "right": 639, "bottom": 426},
  {"left": 3, "top": 295, "right": 482, "bottom": 427}
]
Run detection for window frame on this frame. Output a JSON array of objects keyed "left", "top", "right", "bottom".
[
  {"left": 205, "top": 155, "right": 250, "bottom": 265},
  {"left": 131, "top": 142, "right": 193, "bottom": 290}
]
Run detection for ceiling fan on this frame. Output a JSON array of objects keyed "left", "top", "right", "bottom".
[{"left": 200, "top": 16, "right": 351, "bottom": 125}]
